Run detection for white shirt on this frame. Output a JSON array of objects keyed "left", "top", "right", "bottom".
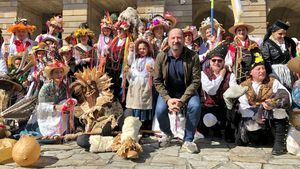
[{"left": 201, "top": 71, "right": 237, "bottom": 95}]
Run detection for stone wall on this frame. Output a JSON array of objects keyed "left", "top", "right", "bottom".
[
  {"left": 165, "top": 0, "right": 192, "bottom": 28},
  {"left": 62, "top": 0, "right": 88, "bottom": 43},
  {"left": 0, "top": 0, "right": 18, "bottom": 39},
  {"left": 137, "top": 0, "right": 165, "bottom": 20}
]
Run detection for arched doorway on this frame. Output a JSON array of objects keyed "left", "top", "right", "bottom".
[
  {"left": 192, "top": 0, "right": 234, "bottom": 37},
  {"left": 266, "top": 0, "right": 300, "bottom": 38}
]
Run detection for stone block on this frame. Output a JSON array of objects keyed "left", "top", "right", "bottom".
[
  {"left": 63, "top": 15, "right": 87, "bottom": 22},
  {"left": 63, "top": 0, "right": 88, "bottom": 4},
  {"left": 165, "top": 5, "right": 192, "bottom": 11},
  {"left": 243, "top": 5, "right": 266, "bottom": 12},
  {"left": 234, "top": 162, "right": 262, "bottom": 169},
  {"left": 229, "top": 146, "right": 270, "bottom": 163},
  {"left": 63, "top": 3, "right": 88, "bottom": 10},
  {"left": 188, "top": 160, "right": 220, "bottom": 169},
  {"left": 263, "top": 164, "right": 297, "bottom": 169},
  {"left": 0, "top": 1, "right": 17, "bottom": 7},
  {"left": 268, "top": 158, "right": 300, "bottom": 165},
  {"left": 151, "top": 154, "right": 186, "bottom": 166}
]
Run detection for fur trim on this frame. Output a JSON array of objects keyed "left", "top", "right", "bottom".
[
  {"left": 121, "top": 116, "right": 142, "bottom": 143},
  {"left": 89, "top": 135, "right": 114, "bottom": 153}
]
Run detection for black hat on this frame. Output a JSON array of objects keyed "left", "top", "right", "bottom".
[
  {"left": 274, "top": 20, "right": 289, "bottom": 31},
  {"left": 207, "top": 40, "right": 230, "bottom": 60}
]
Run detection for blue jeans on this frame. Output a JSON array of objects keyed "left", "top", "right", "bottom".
[{"left": 155, "top": 94, "right": 201, "bottom": 142}]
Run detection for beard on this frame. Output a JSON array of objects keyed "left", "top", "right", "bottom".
[{"left": 171, "top": 42, "right": 183, "bottom": 51}]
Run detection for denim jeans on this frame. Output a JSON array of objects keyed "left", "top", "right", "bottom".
[{"left": 155, "top": 94, "right": 201, "bottom": 142}]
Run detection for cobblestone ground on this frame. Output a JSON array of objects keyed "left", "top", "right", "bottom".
[{"left": 2, "top": 137, "right": 300, "bottom": 169}]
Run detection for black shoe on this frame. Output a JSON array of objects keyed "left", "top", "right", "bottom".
[{"left": 272, "top": 148, "right": 287, "bottom": 155}]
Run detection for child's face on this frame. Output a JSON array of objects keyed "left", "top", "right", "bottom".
[
  {"left": 145, "top": 33, "right": 154, "bottom": 41},
  {"left": 138, "top": 25, "right": 145, "bottom": 34},
  {"left": 102, "top": 28, "right": 111, "bottom": 36},
  {"left": 138, "top": 43, "right": 149, "bottom": 57},
  {"left": 36, "top": 50, "right": 46, "bottom": 60},
  {"left": 14, "top": 59, "right": 21, "bottom": 68}
]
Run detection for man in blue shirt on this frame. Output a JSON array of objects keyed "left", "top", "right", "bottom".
[{"left": 154, "top": 28, "right": 201, "bottom": 153}]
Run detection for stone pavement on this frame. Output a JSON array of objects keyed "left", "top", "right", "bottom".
[{"left": 2, "top": 137, "right": 300, "bottom": 169}]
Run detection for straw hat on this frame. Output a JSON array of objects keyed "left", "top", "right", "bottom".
[
  {"left": 182, "top": 25, "right": 198, "bottom": 40},
  {"left": 42, "top": 35, "right": 59, "bottom": 44},
  {"left": 32, "top": 42, "right": 48, "bottom": 54},
  {"left": 199, "top": 17, "right": 224, "bottom": 39},
  {"left": 149, "top": 16, "right": 166, "bottom": 32},
  {"left": 7, "top": 22, "right": 36, "bottom": 34},
  {"left": 43, "top": 60, "right": 70, "bottom": 79},
  {"left": 58, "top": 46, "right": 72, "bottom": 55},
  {"left": 0, "top": 72, "right": 22, "bottom": 92},
  {"left": 228, "top": 22, "right": 255, "bottom": 35},
  {"left": 287, "top": 57, "right": 300, "bottom": 73}
]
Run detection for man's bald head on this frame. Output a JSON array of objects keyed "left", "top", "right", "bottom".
[{"left": 168, "top": 28, "right": 184, "bottom": 53}]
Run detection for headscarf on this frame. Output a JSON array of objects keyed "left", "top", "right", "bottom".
[{"left": 263, "top": 20, "right": 289, "bottom": 42}]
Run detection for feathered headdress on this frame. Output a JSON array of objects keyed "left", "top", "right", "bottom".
[
  {"left": 46, "top": 15, "right": 64, "bottom": 32},
  {"left": 199, "top": 17, "right": 224, "bottom": 38},
  {"left": 100, "top": 11, "right": 113, "bottom": 30},
  {"left": 7, "top": 18, "right": 36, "bottom": 34}
]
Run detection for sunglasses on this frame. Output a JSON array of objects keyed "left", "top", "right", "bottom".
[{"left": 211, "top": 59, "right": 224, "bottom": 63}]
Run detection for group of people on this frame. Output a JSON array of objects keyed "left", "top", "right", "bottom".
[{"left": 0, "top": 7, "right": 300, "bottom": 157}]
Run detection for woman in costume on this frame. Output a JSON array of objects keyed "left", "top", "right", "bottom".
[
  {"left": 73, "top": 27, "right": 95, "bottom": 70},
  {"left": 182, "top": 25, "right": 199, "bottom": 52},
  {"left": 260, "top": 20, "right": 296, "bottom": 90},
  {"left": 198, "top": 17, "right": 224, "bottom": 70},
  {"left": 225, "top": 22, "right": 260, "bottom": 84},
  {"left": 36, "top": 60, "right": 76, "bottom": 139}
]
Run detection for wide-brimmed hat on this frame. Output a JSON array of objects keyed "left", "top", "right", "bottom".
[
  {"left": 0, "top": 72, "right": 22, "bottom": 92},
  {"left": 43, "top": 60, "right": 70, "bottom": 79},
  {"left": 32, "top": 42, "right": 48, "bottom": 54},
  {"left": 287, "top": 57, "right": 300, "bottom": 73},
  {"left": 149, "top": 17, "right": 166, "bottom": 32},
  {"left": 182, "top": 25, "right": 198, "bottom": 40},
  {"left": 228, "top": 22, "right": 255, "bottom": 35},
  {"left": 164, "top": 12, "right": 177, "bottom": 28},
  {"left": 58, "top": 46, "right": 72, "bottom": 55},
  {"left": 74, "top": 28, "right": 95, "bottom": 38},
  {"left": 7, "top": 22, "right": 36, "bottom": 34},
  {"left": 199, "top": 17, "right": 224, "bottom": 39},
  {"left": 42, "top": 35, "right": 59, "bottom": 44}
]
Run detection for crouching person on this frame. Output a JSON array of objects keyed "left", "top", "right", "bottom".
[
  {"left": 237, "top": 54, "right": 291, "bottom": 155},
  {"left": 154, "top": 28, "right": 201, "bottom": 153},
  {"left": 200, "top": 41, "right": 237, "bottom": 141}
]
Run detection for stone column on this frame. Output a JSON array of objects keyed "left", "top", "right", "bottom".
[
  {"left": 62, "top": 0, "right": 88, "bottom": 43},
  {"left": 0, "top": 0, "right": 18, "bottom": 39}
]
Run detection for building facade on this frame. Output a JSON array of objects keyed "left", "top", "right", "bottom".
[{"left": 0, "top": 0, "right": 299, "bottom": 40}]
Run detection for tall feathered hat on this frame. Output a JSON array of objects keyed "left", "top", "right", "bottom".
[
  {"left": 7, "top": 18, "right": 36, "bottom": 34},
  {"left": 46, "top": 15, "right": 63, "bottom": 32},
  {"left": 117, "top": 7, "right": 141, "bottom": 33},
  {"left": 100, "top": 11, "right": 113, "bottom": 31},
  {"left": 199, "top": 17, "right": 224, "bottom": 39}
]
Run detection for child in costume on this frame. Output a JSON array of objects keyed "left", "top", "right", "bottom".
[
  {"left": 73, "top": 27, "right": 95, "bottom": 70},
  {"left": 125, "top": 38, "right": 155, "bottom": 133}
]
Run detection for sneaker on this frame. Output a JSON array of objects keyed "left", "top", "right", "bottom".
[
  {"left": 159, "top": 133, "right": 174, "bottom": 147},
  {"left": 182, "top": 141, "right": 199, "bottom": 153}
]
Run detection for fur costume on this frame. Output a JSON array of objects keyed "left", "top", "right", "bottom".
[
  {"left": 89, "top": 135, "right": 114, "bottom": 153},
  {"left": 118, "top": 7, "right": 141, "bottom": 39},
  {"left": 112, "top": 117, "right": 143, "bottom": 159}
]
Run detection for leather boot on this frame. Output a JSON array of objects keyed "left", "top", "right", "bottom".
[{"left": 272, "top": 118, "right": 288, "bottom": 155}]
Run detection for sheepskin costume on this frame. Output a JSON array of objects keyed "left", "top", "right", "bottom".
[{"left": 89, "top": 135, "right": 114, "bottom": 153}]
